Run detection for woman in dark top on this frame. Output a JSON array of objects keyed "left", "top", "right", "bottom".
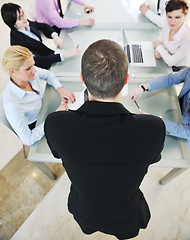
[{"left": 1, "top": 3, "right": 80, "bottom": 69}]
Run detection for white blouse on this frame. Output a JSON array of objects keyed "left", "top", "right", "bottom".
[
  {"left": 156, "top": 21, "right": 190, "bottom": 67},
  {"left": 2, "top": 67, "right": 62, "bottom": 146}
]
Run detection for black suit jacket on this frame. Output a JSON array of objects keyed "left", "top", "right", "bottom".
[
  {"left": 45, "top": 101, "right": 165, "bottom": 239},
  {"left": 11, "top": 21, "right": 61, "bottom": 69}
]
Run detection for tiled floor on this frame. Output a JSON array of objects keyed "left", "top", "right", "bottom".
[
  {"left": 0, "top": 147, "right": 64, "bottom": 240},
  {"left": 11, "top": 167, "right": 190, "bottom": 240}
]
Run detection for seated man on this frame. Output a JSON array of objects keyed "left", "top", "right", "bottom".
[
  {"left": 139, "top": 0, "right": 168, "bottom": 28},
  {"left": 45, "top": 39, "right": 165, "bottom": 239},
  {"left": 130, "top": 67, "right": 190, "bottom": 149},
  {"left": 36, "top": 0, "right": 95, "bottom": 34}
]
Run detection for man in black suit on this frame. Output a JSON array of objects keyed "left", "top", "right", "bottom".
[{"left": 45, "top": 39, "right": 165, "bottom": 239}]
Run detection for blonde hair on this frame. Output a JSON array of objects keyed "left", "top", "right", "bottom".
[{"left": 2, "top": 45, "right": 33, "bottom": 72}]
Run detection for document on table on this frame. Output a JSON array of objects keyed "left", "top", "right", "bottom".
[{"left": 67, "top": 89, "right": 88, "bottom": 110}]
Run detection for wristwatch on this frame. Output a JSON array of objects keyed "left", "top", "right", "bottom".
[{"left": 139, "top": 84, "right": 147, "bottom": 92}]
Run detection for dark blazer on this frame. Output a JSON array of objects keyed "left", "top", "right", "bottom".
[
  {"left": 45, "top": 101, "right": 165, "bottom": 239},
  {"left": 11, "top": 20, "right": 61, "bottom": 69}
]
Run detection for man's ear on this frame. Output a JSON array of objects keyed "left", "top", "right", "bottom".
[
  {"left": 80, "top": 72, "right": 85, "bottom": 84},
  {"left": 124, "top": 74, "right": 129, "bottom": 85}
]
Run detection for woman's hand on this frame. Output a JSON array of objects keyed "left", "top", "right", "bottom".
[
  {"left": 154, "top": 50, "right": 161, "bottom": 59},
  {"left": 82, "top": 2, "right": 95, "bottom": 13},
  {"left": 57, "top": 87, "right": 76, "bottom": 103},
  {"left": 154, "top": 41, "right": 163, "bottom": 58},
  {"left": 56, "top": 103, "right": 68, "bottom": 112},
  {"left": 130, "top": 86, "right": 144, "bottom": 102},
  {"left": 62, "top": 48, "right": 81, "bottom": 59},
  {"left": 139, "top": 3, "right": 150, "bottom": 15},
  {"left": 53, "top": 35, "right": 64, "bottom": 49},
  {"left": 154, "top": 41, "right": 162, "bottom": 48}
]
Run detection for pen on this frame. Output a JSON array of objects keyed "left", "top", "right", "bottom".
[
  {"left": 76, "top": 44, "right": 79, "bottom": 49},
  {"left": 134, "top": 101, "right": 140, "bottom": 109},
  {"left": 134, "top": 101, "right": 142, "bottom": 112}
]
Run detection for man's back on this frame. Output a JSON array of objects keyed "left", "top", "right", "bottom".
[{"left": 45, "top": 101, "right": 165, "bottom": 239}]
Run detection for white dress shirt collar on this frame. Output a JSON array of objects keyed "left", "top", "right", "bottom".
[
  {"left": 173, "top": 22, "right": 186, "bottom": 41},
  {"left": 8, "top": 79, "right": 26, "bottom": 100},
  {"left": 18, "top": 26, "right": 40, "bottom": 42},
  {"left": 166, "top": 21, "right": 186, "bottom": 41},
  {"left": 8, "top": 73, "right": 40, "bottom": 100}
]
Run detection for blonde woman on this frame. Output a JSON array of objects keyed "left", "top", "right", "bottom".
[
  {"left": 154, "top": 0, "right": 190, "bottom": 71},
  {"left": 2, "top": 45, "right": 75, "bottom": 146}
]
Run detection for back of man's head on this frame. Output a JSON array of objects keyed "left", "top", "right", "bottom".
[{"left": 82, "top": 39, "right": 128, "bottom": 99}]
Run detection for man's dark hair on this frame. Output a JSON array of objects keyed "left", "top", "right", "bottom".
[
  {"left": 166, "top": 0, "right": 189, "bottom": 15},
  {"left": 82, "top": 39, "right": 128, "bottom": 99},
  {"left": 1, "top": 3, "right": 21, "bottom": 29}
]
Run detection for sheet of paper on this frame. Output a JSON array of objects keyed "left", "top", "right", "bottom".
[{"left": 67, "top": 91, "right": 85, "bottom": 110}]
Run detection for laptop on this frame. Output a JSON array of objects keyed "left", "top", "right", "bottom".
[{"left": 122, "top": 30, "right": 156, "bottom": 67}]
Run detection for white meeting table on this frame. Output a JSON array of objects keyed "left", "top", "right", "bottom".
[{"left": 28, "top": 0, "right": 190, "bottom": 184}]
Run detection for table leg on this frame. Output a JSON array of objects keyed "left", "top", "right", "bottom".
[
  {"left": 32, "top": 162, "right": 57, "bottom": 180},
  {"left": 23, "top": 145, "right": 27, "bottom": 159},
  {"left": 159, "top": 168, "right": 188, "bottom": 185}
]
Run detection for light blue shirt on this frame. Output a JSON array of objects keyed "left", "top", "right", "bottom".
[
  {"left": 2, "top": 67, "right": 62, "bottom": 146},
  {"left": 18, "top": 26, "right": 41, "bottom": 41},
  {"left": 146, "top": 67, "right": 190, "bottom": 148},
  {"left": 18, "top": 26, "right": 58, "bottom": 41}
]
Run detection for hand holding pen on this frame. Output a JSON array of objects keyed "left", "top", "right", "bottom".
[
  {"left": 82, "top": 2, "right": 95, "bottom": 14},
  {"left": 130, "top": 86, "right": 144, "bottom": 102}
]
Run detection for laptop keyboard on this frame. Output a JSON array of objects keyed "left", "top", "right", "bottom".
[
  {"left": 126, "top": 45, "right": 131, "bottom": 63},
  {"left": 125, "top": 44, "right": 144, "bottom": 64},
  {"left": 132, "top": 44, "right": 144, "bottom": 63}
]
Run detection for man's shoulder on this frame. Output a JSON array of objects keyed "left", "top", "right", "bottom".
[
  {"left": 132, "top": 113, "right": 164, "bottom": 125},
  {"left": 132, "top": 114, "right": 165, "bottom": 136},
  {"left": 45, "top": 110, "right": 78, "bottom": 124},
  {"left": 44, "top": 110, "right": 80, "bottom": 138},
  {"left": 46, "top": 107, "right": 164, "bottom": 124}
]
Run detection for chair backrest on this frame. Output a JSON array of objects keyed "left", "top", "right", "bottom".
[
  {"left": 0, "top": 96, "right": 23, "bottom": 171},
  {"left": 0, "top": 96, "right": 14, "bottom": 132}
]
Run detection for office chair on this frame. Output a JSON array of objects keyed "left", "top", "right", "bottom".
[{"left": 0, "top": 96, "right": 57, "bottom": 180}]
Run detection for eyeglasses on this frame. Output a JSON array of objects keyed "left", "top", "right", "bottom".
[{"left": 16, "top": 11, "right": 25, "bottom": 21}]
